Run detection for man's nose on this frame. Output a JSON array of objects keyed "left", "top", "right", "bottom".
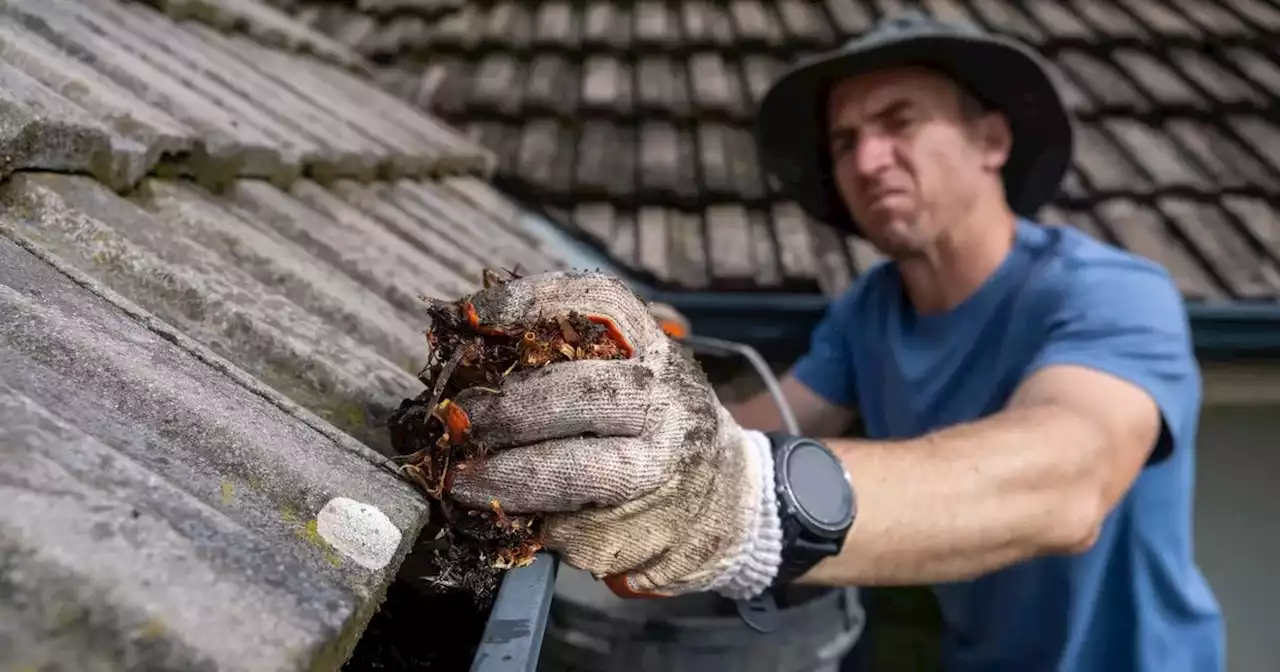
[{"left": 854, "top": 133, "right": 894, "bottom": 177}]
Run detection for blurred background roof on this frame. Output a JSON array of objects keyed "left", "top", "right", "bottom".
[{"left": 284, "top": 0, "right": 1280, "bottom": 303}]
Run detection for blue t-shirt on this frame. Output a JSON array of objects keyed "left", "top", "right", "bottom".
[{"left": 792, "top": 219, "right": 1225, "bottom": 672}]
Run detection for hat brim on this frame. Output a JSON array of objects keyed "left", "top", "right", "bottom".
[{"left": 755, "top": 33, "right": 1074, "bottom": 236}]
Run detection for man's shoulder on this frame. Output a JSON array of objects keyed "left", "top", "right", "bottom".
[{"left": 1022, "top": 221, "right": 1183, "bottom": 304}]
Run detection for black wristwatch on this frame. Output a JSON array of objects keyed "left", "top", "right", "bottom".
[
  {"left": 767, "top": 432, "right": 857, "bottom": 587},
  {"left": 734, "top": 433, "right": 856, "bottom": 634}
]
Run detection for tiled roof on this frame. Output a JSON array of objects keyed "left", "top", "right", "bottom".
[
  {"left": 0, "top": 0, "right": 573, "bottom": 668},
  {"left": 292, "top": 0, "right": 1280, "bottom": 301}
]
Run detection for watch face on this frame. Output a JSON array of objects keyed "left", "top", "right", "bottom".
[{"left": 784, "top": 440, "right": 855, "bottom": 536}]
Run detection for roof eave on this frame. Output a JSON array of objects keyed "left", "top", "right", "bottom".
[
  {"left": 1187, "top": 303, "right": 1280, "bottom": 359},
  {"left": 519, "top": 213, "right": 1280, "bottom": 362}
]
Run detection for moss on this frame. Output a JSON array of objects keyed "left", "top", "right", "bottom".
[
  {"left": 110, "top": 115, "right": 146, "bottom": 138},
  {"left": 135, "top": 618, "right": 167, "bottom": 640},
  {"left": 302, "top": 579, "right": 389, "bottom": 672},
  {"left": 219, "top": 480, "right": 234, "bottom": 506},
  {"left": 295, "top": 518, "right": 343, "bottom": 569},
  {"left": 253, "top": 364, "right": 394, "bottom": 455}
]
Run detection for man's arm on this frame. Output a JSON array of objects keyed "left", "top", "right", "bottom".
[
  {"left": 800, "top": 363, "right": 1161, "bottom": 586},
  {"left": 725, "top": 281, "right": 865, "bottom": 437},
  {"left": 726, "top": 374, "right": 858, "bottom": 437},
  {"left": 797, "top": 262, "right": 1194, "bottom": 587}
]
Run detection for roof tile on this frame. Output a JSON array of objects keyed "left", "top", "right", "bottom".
[
  {"left": 682, "top": 1, "right": 735, "bottom": 47},
  {"left": 1165, "top": 120, "right": 1279, "bottom": 190},
  {"left": 533, "top": 1, "right": 577, "bottom": 47},
  {"left": 583, "top": 2, "right": 633, "bottom": 50},
  {"left": 1072, "top": 123, "right": 1152, "bottom": 193},
  {"left": 0, "top": 59, "right": 129, "bottom": 186},
  {"left": 967, "top": 0, "right": 1045, "bottom": 44},
  {"left": 730, "top": 0, "right": 787, "bottom": 47},
  {"left": 1170, "top": 49, "right": 1265, "bottom": 106},
  {"left": 1230, "top": 115, "right": 1280, "bottom": 177},
  {"left": 1227, "top": 48, "right": 1280, "bottom": 97},
  {"left": 707, "top": 203, "right": 760, "bottom": 285},
  {"left": 778, "top": 0, "right": 838, "bottom": 45},
  {"left": 1222, "top": 0, "right": 1280, "bottom": 32},
  {"left": 1225, "top": 195, "right": 1280, "bottom": 260},
  {"left": 636, "top": 206, "right": 673, "bottom": 282},
  {"left": 1117, "top": 0, "right": 1203, "bottom": 38},
  {"left": 1169, "top": 0, "right": 1254, "bottom": 36},
  {"left": 1023, "top": 0, "right": 1096, "bottom": 41},
  {"left": 635, "top": 0, "right": 680, "bottom": 47},
  {"left": 1158, "top": 196, "right": 1280, "bottom": 298},
  {"left": 138, "top": 0, "right": 366, "bottom": 69},
  {"left": 1103, "top": 118, "right": 1210, "bottom": 189},
  {"left": 1067, "top": 0, "right": 1149, "bottom": 39},
  {"left": 1111, "top": 48, "right": 1206, "bottom": 108},
  {"left": 637, "top": 55, "right": 691, "bottom": 116},
  {"left": 823, "top": 0, "right": 876, "bottom": 35},
  {"left": 669, "top": 209, "right": 712, "bottom": 288}
]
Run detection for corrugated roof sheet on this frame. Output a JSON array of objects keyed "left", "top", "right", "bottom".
[
  {"left": 291, "top": 0, "right": 1280, "bottom": 301},
  {"left": 0, "top": 0, "right": 575, "bottom": 668}
]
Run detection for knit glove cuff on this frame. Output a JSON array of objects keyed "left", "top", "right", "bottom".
[{"left": 709, "top": 429, "right": 783, "bottom": 600}]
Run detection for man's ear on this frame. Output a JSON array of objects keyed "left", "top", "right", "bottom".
[{"left": 977, "top": 113, "right": 1013, "bottom": 171}]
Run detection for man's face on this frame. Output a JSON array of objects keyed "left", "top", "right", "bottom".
[{"left": 825, "top": 67, "right": 1010, "bottom": 258}]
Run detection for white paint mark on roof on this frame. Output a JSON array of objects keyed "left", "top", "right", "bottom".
[{"left": 316, "top": 497, "right": 402, "bottom": 570}]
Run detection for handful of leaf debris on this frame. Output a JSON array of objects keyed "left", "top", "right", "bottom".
[{"left": 387, "top": 269, "right": 630, "bottom": 601}]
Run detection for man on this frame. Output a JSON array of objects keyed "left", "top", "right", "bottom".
[{"left": 442, "top": 12, "right": 1225, "bottom": 672}]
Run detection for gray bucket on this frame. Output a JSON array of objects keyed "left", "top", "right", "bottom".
[{"left": 537, "top": 567, "right": 865, "bottom": 672}]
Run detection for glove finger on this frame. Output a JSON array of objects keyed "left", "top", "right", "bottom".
[
  {"left": 451, "top": 358, "right": 653, "bottom": 449},
  {"left": 465, "top": 271, "right": 660, "bottom": 354},
  {"left": 540, "top": 496, "right": 684, "bottom": 579},
  {"left": 448, "top": 435, "right": 665, "bottom": 513},
  {"left": 541, "top": 474, "right": 721, "bottom": 592}
]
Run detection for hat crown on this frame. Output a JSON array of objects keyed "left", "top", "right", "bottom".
[{"left": 844, "top": 10, "right": 981, "bottom": 48}]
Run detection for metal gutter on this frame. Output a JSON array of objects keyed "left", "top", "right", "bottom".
[
  {"left": 520, "top": 212, "right": 1280, "bottom": 361},
  {"left": 471, "top": 554, "right": 559, "bottom": 672},
  {"left": 1187, "top": 303, "right": 1280, "bottom": 359}
]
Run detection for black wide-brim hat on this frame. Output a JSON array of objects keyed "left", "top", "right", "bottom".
[{"left": 755, "top": 11, "right": 1074, "bottom": 236}]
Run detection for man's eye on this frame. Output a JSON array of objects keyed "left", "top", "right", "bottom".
[{"left": 884, "top": 116, "right": 912, "bottom": 133}]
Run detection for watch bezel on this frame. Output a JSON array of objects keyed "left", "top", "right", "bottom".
[{"left": 774, "top": 436, "right": 856, "bottom": 539}]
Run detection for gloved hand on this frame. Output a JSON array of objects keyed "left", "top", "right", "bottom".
[{"left": 446, "top": 271, "right": 783, "bottom": 599}]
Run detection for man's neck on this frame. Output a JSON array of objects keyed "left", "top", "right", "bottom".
[{"left": 898, "top": 201, "right": 1018, "bottom": 315}]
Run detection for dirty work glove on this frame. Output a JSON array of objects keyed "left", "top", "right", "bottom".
[{"left": 447, "top": 271, "right": 783, "bottom": 599}]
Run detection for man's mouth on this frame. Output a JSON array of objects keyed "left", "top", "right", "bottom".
[{"left": 865, "top": 189, "right": 905, "bottom": 205}]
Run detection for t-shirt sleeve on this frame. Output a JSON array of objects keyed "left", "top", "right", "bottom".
[
  {"left": 791, "top": 288, "right": 861, "bottom": 408},
  {"left": 1025, "top": 259, "right": 1198, "bottom": 463}
]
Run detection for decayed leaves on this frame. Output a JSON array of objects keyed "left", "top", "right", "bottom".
[{"left": 387, "top": 268, "right": 629, "bottom": 598}]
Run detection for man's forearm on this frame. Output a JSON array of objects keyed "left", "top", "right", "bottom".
[{"left": 799, "top": 404, "right": 1110, "bottom": 586}]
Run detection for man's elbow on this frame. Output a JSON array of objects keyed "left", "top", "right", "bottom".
[{"left": 1042, "top": 485, "right": 1108, "bottom": 556}]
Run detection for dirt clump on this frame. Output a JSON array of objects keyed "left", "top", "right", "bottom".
[{"left": 386, "top": 269, "right": 631, "bottom": 606}]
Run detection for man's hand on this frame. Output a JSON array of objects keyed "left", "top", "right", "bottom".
[{"left": 446, "top": 271, "right": 783, "bottom": 598}]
